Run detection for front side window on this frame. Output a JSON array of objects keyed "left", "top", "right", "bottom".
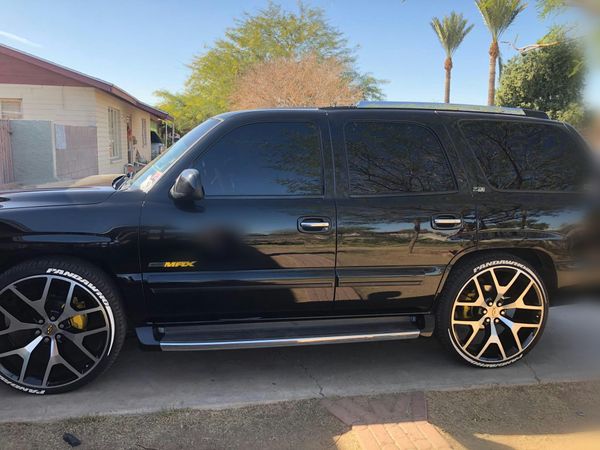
[
  {"left": 195, "top": 122, "right": 323, "bottom": 197},
  {"left": 345, "top": 121, "right": 455, "bottom": 195},
  {"left": 108, "top": 107, "right": 122, "bottom": 159},
  {"left": 460, "top": 120, "right": 589, "bottom": 191},
  {"left": 126, "top": 118, "right": 221, "bottom": 192},
  {"left": 0, "top": 99, "right": 22, "bottom": 119}
]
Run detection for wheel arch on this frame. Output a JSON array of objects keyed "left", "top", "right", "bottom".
[
  {"left": 0, "top": 252, "right": 139, "bottom": 327},
  {"left": 0, "top": 252, "right": 118, "bottom": 285},
  {"left": 434, "top": 247, "right": 558, "bottom": 311}
]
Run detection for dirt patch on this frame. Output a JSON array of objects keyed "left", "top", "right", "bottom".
[
  {"left": 427, "top": 380, "right": 600, "bottom": 449},
  {"left": 3, "top": 381, "right": 600, "bottom": 449},
  {"left": 0, "top": 399, "right": 359, "bottom": 450}
]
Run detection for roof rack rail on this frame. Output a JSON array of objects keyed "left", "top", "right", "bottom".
[{"left": 355, "top": 101, "right": 548, "bottom": 119}]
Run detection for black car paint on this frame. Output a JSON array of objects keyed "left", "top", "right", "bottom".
[{"left": 0, "top": 109, "right": 587, "bottom": 336}]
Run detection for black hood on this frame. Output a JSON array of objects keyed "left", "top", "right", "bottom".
[{"left": 0, "top": 186, "right": 116, "bottom": 210}]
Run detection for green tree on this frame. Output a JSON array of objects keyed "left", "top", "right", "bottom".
[
  {"left": 475, "top": 0, "right": 527, "bottom": 106},
  {"left": 496, "top": 28, "right": 585, "bottom": 124},
  {"left": 430, "top": 12, "right": 474, "bottom": 103},
  {"left": 155, "top": 2, "right": 383, "bottom": 132},
  {"left": 538, "top": 0, "right": 600, "bottom": 17}
]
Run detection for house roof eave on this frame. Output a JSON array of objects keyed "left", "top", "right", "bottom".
[{"left": 0, "top": 43, "right": 173, "bottom": 121}]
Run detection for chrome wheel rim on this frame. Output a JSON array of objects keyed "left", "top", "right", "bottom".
[
  {"left": 0, "top": 275, "right": 112, "bottom": 391},
  {"left": 450, "top": 265, "right": 545, "bottom": 365}
]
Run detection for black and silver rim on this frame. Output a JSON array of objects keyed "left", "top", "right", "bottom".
[
  {"left": 0, "top": 274, "right": 113, "bottom": 391},
  {"left": 450, "top": 265, "right": 545, "bottom": 365}
]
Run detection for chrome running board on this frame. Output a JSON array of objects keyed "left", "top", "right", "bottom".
[
  {"left": 137, "top": 316, "right": 429, "bottom": 351},
  {"left": 160, "top": 329, "right": 420, "bottom": 351}
]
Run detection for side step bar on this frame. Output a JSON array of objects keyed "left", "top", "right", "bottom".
[
  {"left": 136, "top": 316, "right": 432, "bottom": 352},
  {"left": 160, "top": 329, "right": 420, "bottom": 351}
]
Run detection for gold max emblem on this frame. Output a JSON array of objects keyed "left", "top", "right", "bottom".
[
  {"left": 164, "top": 261, "right": 196, "bottom": 268},
  {"left": 149, "top": 261, "right": 197, "bottom": 268}
]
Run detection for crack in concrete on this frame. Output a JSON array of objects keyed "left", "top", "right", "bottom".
[
  {"left": 298, "top": 360, "right": 325, "bottom": 398},
  {"left": 524, "top": 359, "right": 542, "bottom": 384}
]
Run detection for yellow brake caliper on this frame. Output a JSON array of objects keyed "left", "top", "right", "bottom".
[{"left": 68, "top": 295, "right": 88, "bottom": 330}]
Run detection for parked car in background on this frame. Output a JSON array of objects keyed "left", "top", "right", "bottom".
[{"left": 0, "top": 101, "right": 595, "bottom": 395}]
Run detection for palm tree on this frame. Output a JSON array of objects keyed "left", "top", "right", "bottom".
[
  {"left": 430, "top": 12, "right": 474, "bottom": 103},
  {"left": 475, "top": 0, "right": 526, "bottom": 105}
]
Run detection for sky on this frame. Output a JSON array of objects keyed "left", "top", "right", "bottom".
[{"left": 0, "top": 0, "right": 594, "bottom": 107}]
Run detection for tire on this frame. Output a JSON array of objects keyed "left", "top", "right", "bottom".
[
  {"left": 0, "top": 257, "right": 126, "bottom": 394},
  {"left": 435, "top": 253, "right": 548, "bottom": 368}
]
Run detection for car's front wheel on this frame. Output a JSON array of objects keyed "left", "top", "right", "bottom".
[
  {"left": 0, "top": 258, "right": 126, "bottom": 394},
  {"left": 436, "top": 253, "right": 548, "bottom": 368}
]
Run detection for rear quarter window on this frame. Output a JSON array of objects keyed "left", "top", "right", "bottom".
[
  {"left": 344, "top": 121, "right": 456, "bottom": 195},
  {"left": 459, "top": 120, "right": 589, "bottom": 192}
]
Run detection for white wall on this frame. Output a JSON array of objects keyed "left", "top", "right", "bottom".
[
  {"left": 0, "top": 83, "right": 155, "bottom": 176},
  {"left": 0, "top": 84, "right": 96, "bottom": 126}
]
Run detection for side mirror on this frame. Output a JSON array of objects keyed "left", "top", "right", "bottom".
[
  {"left": 170, "top": 169, "right": 205, "bottom": 201},
  {"left": 112, "top": 174, "right": 126, "bottom": 189}
]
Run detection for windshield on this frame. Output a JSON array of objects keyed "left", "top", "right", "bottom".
[{"left": 121, "top": 118, "right": 221, "bottom": 192}]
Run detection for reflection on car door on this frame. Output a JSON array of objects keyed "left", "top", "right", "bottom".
[
  {"left": 139, "top": 114, "right": 337, "bottom": 322},
  {"left": 329, "top": 111, "right": 477, "bottom": 314}
]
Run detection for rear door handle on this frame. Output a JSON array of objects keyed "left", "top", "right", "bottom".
[
  {"left": 432, "top": 215, "right": 463, "bottom": 230},
  {"left": 298, "top": 217, "right": 331, "bottom": 233}
]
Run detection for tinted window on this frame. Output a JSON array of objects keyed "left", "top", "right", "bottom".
[
  {"left": 460, "top": 120, "right": 588, "bottom": 191},
  {"left": 196, "top": 122, "right": 323, "bottom": 196},
  {"left": 128, "top": 118, "right": 220, "bottom": 192},
  {"left": 345, "top": 121, "right": 455, "bottom": 194}
]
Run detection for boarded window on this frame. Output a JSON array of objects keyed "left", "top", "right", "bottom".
[
  {"left": 0, "top": 99, "right": 22, "bottom": 119},
  {"left": 108, "top": 107, "right": 121, "bottom": 159},
  {"left": 141, "top": 118, "right": 148, "bottom": 146}
]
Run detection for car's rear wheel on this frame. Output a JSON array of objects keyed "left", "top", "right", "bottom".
[
  {"left": 436, "top": 253, "right": 548, "bottom": 368},
  {"left": 0, "top": 258, "right": 126, "bottom": 394}
]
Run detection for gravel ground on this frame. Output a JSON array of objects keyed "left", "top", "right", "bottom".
[
  {"left": 428, "top": 380, "right": 600, "bottom": 450},
  {"left": 2, "top": 381, "right": 600, "bottom": 450},
  {"left": 0, "top": 400, "right": 359, "bottom": 450}
]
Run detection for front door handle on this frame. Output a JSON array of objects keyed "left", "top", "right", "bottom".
[
  {"left": 432, "top": 215, "right": 463, "bottom": 230},
  {"left": 298, "top": 217, "right": 331, "bottom": 233}
]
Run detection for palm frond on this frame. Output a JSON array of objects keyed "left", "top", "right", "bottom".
[
  {"left": 430, "top": 12, "right": 474, "bottom": 57},
  {"left": 475, "top": 0, "right": 527, "bottom": 42}
]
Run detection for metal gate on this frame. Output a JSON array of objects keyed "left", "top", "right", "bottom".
[{"left": 55, "top": 124, "right": 98, "bottom": 179}]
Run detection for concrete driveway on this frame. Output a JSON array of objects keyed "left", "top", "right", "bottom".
[{"left": 1, "top": 302, "right": 599, "bottom": 423}]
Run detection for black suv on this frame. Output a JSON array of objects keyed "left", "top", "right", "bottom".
[{"left": 0, "top": 102, "right": 593, "bottom": 394}]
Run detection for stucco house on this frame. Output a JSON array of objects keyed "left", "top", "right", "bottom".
[{"left": 0, "top": 43, "right": 172, "bottom": 185}]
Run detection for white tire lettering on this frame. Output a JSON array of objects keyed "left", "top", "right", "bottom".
[
  {"left": 45, "top": 268, "right": 116, "bottom": 354},
  {"left": 0, "top": 373, "right": 45, "bottom": 394}
]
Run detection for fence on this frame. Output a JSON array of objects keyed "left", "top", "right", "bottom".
[
  {"left": 0, "top": 120, "right": 14, "bottom": 185},
  {"left": 55, "top": 124, "right": 98, "bottom": 179},
  {"left": 0, "top": 121, "right": 100, "bottom": 186}
]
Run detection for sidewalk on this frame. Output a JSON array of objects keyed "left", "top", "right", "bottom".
[{"left": 323, "top": 392, "right": 451, "bottom": 449}]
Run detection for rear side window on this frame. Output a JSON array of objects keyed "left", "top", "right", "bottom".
[
  {"left": 344, "top": 121, "right": 456, "bottom": 195},
  {"left": 460, "top": 120, "right": 588, "bottom": 192},
  {"left": 195, "top": 122, "right": 323, "bottom": 196}
]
